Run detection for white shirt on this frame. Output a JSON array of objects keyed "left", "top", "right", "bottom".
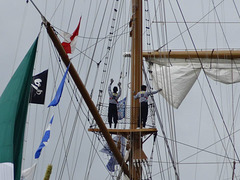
[
  {"left": 134, "top": 90, "right": 160, "bottom": 103},
  {"left": 108, "top": 84, "right": 121, "bottom": 104}
]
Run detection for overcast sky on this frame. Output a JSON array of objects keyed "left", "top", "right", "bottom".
[{"left": 1, "top": 0, "right": 240, "bottom": 179}]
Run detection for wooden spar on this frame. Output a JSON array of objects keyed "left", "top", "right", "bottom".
[
  {"left": 43, "top": 165, "right": 52, "bottom": 180},
  {"left": 88, "top": 128, "right": 157, "bottom": 137},
  {"left": 142, "top": 50, "right": 240, "bottom": 59},
  {"left": 43, "top": 20, "right": 131, "bottom": 179}
]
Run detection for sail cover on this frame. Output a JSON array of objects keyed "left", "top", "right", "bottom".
[
  {"left": 147, "top": 57, "right": 240, "bottom": 108},
  {"left": 0, "top": 38, "right": 38, "bottom": 180}
]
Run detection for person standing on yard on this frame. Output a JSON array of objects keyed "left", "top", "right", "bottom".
[
  {"left": 108, "top": 79, "right": 121, "bottom": 128},
  {"left": 134, "top": 85, "right": 162, "bottom": 128}
]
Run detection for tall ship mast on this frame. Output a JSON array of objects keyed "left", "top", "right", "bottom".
[
  {"left": 32, "top": 0, "right": 161, "bottom": 179},
  {"left": 41, "top": 0, "right": 159, "bottom": 178}
]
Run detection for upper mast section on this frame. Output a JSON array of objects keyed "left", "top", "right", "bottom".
[{"left": 131, "top": 0, "right": 143, "bottom": 129}]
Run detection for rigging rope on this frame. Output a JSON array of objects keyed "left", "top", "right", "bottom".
[
  {"left": 147, "top": 1, "right": 181, "bottom": 175},
  {"left": 152, "top": 127, "right": 240, "bottom": 179},
  {"left": 36, "top": 35, "right": 108, "bottom": 180},
  {"left": 150, "top": 0, "right": 240, "bottom": 175},
  {"left": 96, "top": 0, "right": 128, "bottom": 121},
  {"left": 156, "top": 0, "right": 225, "bottom": 51},
  {"left": 175, "top": 0, "right": 240, "bottom": 163},
  {"left": 142, "top": 67, "right": 180, "bottom": 180},
  {"left": 25, "top": 1, "right": 133, "bottom": 180}
]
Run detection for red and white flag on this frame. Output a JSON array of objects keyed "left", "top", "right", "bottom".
[{"left": 61, "top": 17, "right": 81, "bottom": 54}]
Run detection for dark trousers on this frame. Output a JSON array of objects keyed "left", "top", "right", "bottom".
[
  {"left": 108, "top": 103, "right": 118, "bottom": 128},
  {"left": 138, "top": 102, "right": 148, "bottom": 128}
]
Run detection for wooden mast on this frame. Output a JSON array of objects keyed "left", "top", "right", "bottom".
[
  {"left": 130, "top": 0, "right": 143, "bottom": 179},
  {"left": 42, "top": 19, "right": 131, "bottom": 179},
  {"left": 131, "top": 0, "right": 142, "bottom": 130}
]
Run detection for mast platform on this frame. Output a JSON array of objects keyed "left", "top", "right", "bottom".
[{"left": 88, "top": 128, "right": 157, "bottom": 138}]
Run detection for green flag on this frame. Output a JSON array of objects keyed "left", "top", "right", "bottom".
[{"left": 0, "top": 37, "right": 38, "bottom": 180}]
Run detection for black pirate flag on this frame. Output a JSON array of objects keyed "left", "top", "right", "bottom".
[{"left": 29, "top": 70, "right": 48, "bottom": 104}]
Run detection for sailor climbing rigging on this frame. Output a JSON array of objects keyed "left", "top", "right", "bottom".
[{"left": 108, "top": 79, "right": 121, "bottom": 128}]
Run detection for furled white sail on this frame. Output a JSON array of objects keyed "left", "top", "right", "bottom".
[
  {"left": 150, "top": 63, "right": 201, "bottom": 108},
  {"left": 205, "top": 69, "right": 240, "bottom": 84},
  {"left": 147, "top": 57, "right": 240, "bottom": 108}
]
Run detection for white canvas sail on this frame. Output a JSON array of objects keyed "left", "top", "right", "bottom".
[
  {"left": 150, "top": 63, "right": 201, "bottom": 108},
  {"left": 205, "top": 68, "right": 240, "bottom": 84},
  {"left": 147, "top": 57, "right": 240, "bottom": 108}
]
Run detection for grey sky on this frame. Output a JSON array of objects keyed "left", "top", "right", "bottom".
[{"left": 1, "top": 0, "right": 240, "bottom": 179}]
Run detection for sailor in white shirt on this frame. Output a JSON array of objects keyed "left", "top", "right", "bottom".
[
  {"left": 108, "top": 79, "right": 121, "bottom": 128},
  {"left": 134, "top": 85, "right": 161, "bottom": 128}
]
